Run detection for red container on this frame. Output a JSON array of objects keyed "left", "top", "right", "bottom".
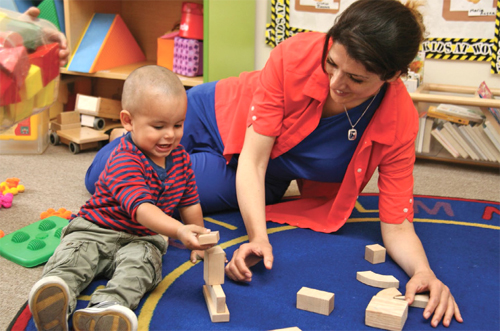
[{"left": 179, "top": 2, "right": 203, "bottom": 40}]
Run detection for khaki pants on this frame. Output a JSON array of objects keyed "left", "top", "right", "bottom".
[{"left": 42, "top": 217, "right": 168, "bottom": 313}]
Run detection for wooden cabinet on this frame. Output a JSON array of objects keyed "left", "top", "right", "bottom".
[
  {"left": 410, "top": 83, "right": 500, "bottom": 168},
  {"left": 60, "top": 0, "right": 255, "bottom": 92}
]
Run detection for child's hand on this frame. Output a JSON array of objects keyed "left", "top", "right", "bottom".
[
  {"left": 176, "top": 224, "right": 211, "bottom": 250},
  {"left": 191, "top": 250, "right": 204, "bottom": 263}
]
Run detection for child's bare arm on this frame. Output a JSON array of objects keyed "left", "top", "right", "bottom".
[
  {"left": 135, "top": 202, "right": 209, "bottom": 251},
  {"left": 179, "top": 203, "right": 214, "bottom": 262}
]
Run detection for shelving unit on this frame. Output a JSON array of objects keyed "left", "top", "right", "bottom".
[
  {"left": 410, "top": 83, "right": 500, "bottom": 168},
  {"left": 61, "top": 0, "right": 255, "bottom": 96}
]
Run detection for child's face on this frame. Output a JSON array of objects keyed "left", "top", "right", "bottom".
[{"left": 127, "top": 94, "right": 187, "bottom": 167}]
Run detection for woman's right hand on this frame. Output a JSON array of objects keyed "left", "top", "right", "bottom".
[{"left": 225, "top": 240, "right": 274, "bottom": 282}]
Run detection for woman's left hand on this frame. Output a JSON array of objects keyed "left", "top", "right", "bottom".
[
  {"left": 405, "top": 269, "right": 463, "bottom": 327},
  {"left": 23, "top": 7, "right": 69, "bottom": 66}
]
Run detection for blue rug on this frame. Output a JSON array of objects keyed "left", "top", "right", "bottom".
[{"left": 11, "top": 194, "right": 500, "bottom": 331}]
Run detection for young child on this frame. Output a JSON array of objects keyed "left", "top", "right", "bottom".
[{"left": 28, "top": 65, "right": 213, "bottom": 331}]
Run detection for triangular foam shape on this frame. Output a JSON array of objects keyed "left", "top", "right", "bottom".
[
  {"left": 91, "top": 14, "right": 145, "bottom": 72},
  {"left": 67, "top": 13, "right": 145, "bottom": 73}
]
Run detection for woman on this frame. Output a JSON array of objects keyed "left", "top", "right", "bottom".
[{"left": 85, "top": 0, "right": 462, "bottom": 327}]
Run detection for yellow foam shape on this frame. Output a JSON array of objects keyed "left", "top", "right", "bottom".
[
  {"left": 35, "top": 79, "right": 56, "bottom": 108},
  {"left": 8, "top": 98, "right": 34, "bottom": 122},
  {"left": 24, "top": 65, "right": 44, "bottom": 99}
]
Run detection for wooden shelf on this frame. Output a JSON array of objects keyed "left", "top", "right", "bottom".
[
  {"left": 411, "top": 83, "right": 500, "bottom": 168},
  {"left": 60, "top": 62, "right": 203, "bottom": 87}
]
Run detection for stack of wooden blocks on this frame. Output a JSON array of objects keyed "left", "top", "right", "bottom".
[{"left": 199, "top": 231, "right": 230, "bottom": 322}]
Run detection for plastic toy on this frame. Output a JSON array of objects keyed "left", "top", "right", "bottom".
[
  {"left": 0, "top": 192, "right": 13, "bottom": 208},
  {"left": 0, "top": 177, "right": 25, "bottom": 195},
  {"left": 0, "top": 230, "right": 4, "bottom": 238},
  {"left": 0, "top": 216, "right": 69, "bottom": 267},
  {"left": 0, "top": 8, "right": 60, "bottom": 131},
  {"left": 40, "top": 208, "right": 72, "bottom": 220}
]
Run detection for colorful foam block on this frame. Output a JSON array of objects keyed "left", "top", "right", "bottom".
[
  {"left": 172, "top": 36, "right": 203, "bottom": 77},
  {"left": 0, "top": 45, "right": 30, "bottom": 87},
  {"left": 8, "top": 97, "right": 34, "bottom": 122},
  {"left": 0, "top": 71, "right": 20, "bottom": 106},
  {"left": 29, "top": 43, "right": 60, "bottom": 86},
  {"left": 68, "top": 13, "right": 146, "bottom": 73},
  {"left": 157, "top": 31, "right": 178, "bottom": 70},
  {"left": 0, "top": 31, "right": 24, "bottom": 48},
  {"left": 37, "top": 0, "right": 62, "bottom": 32},
  {"left": 35, "top": 78, "right": 57, "bottom": 108},
  {"left": 24, "top": 65, "right": 44, "bottom": 100}
]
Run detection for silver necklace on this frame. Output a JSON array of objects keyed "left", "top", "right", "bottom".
[{"left": 343, "top": 89, "right": 380, "bottom": 141}]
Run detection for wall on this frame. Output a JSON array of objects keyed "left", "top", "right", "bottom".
[{"left": 254, "top": 1, "right": 500, "bottom": 90}]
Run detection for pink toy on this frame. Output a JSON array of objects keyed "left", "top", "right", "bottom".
[
  {"left": 172, "top": 36, "right": 203, "bottom": 77},
  {"left": 0, "top": 192, "right": 13, "bottom": 208}
]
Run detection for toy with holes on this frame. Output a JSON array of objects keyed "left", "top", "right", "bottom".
[
  {"left": 40, "top": 207, "right": 72, "bottom": 220},
  {"left": 0, "top": 216, "right": 69, "bottom": 267},
  {"left": 49, "top": 110, "right": 109, "bottom": 154},
  {"left": 0, "top": 8, "right": 60, "bottom": 131},
  {"left": 0, "top": 177, "right": 25, "bottom": 195},
  {"left": 75, "top": 93, "right": 123, "bottom": 131}
]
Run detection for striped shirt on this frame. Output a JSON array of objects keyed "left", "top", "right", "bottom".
[{"left": 77, "top": 133, "right": 199, "bottom": 236}]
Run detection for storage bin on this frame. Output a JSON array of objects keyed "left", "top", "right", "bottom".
[{"left": 0, "top": 108, "right": 49, "bottom": 154}]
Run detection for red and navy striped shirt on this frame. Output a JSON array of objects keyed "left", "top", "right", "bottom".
[{"left": 77, "top": 133, "right": 200, "bottom": 236}]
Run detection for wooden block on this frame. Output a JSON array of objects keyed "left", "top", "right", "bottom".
[
  {"left": 296, "top": 287, "right": 334, "bottom": 316},
  {"left": 204, "top": 245, "right": 225, "bottom": 285},
  {"left": 366, "top": 296, "right": 408, "bottom": 331},
  {"left": 50, "top": 121, "right": 81, "bottom": 132},
  {"left": 75, "top": 94, "right": 122, "bottom": 120},
  {"left": 357, "top": 271, "right": 399, "bottom": 289},
  {"left": 376, "top": 287, "right": 402, "bottom": 299},
  {"left": 394, "top": 294, "right": 429, "bottom": 308},
  {"left": 198, "top": 231, "right": 220, "bottom": 245},
  {"left": 203, "top": 285, "right": 229, "bottom": 322},
  {"left": 57, "top": 111, "right": 80, "bottom": 125},
  {"left": 365, "top": 244, "right": 386, "bottom": 264},
  {"left": 206, "top": 284, "right": 226, "bottom": 313}
]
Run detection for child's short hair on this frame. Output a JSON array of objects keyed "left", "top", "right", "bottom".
[{"left": 122, "top": 65, "right": 186, "bottom": 114}]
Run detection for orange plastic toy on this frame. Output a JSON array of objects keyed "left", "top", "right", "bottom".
[
  {"left": 40, "top": 208, "right": 72, "bottom": 220},
  {"left": 0, "top": 177, "right": 25, "bottom": 195}
]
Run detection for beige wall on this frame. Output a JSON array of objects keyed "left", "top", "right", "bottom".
[{"left": 254, "top": 1, "right": 500, "bottom": 90}]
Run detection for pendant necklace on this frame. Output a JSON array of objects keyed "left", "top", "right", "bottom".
[{"left": 343, "top": 89, "right": 380, "bottom": 141}]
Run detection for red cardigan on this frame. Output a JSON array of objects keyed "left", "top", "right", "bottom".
[{"left": 215, "top": 32, "right": 418, "bottom": 232}]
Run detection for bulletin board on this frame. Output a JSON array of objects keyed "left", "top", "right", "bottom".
[{"left": 265, "top": 0, "right": 500, "bottom": 74}]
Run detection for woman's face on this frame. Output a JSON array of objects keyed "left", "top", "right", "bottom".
[{"left": 325, "top": 42, "right": 395, "bottom": 109}]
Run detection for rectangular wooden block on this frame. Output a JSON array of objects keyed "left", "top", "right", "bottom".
[
  {"left": 203, "top": 285, "right": 229, "bottom": 322},
  {"left": 365, "top": 296, "right": 408, "bottom": 331},
  {"left": 296, "top": 287, "right": 334, "bottom": 316},
  {"left": 199, "top": 231, "right": 220, "bottom": 245},
  {"left": 206, "top": 284, "right": 226, "bottom": 313},
  {"left": 365, "top": 244, "right": 386, "bottom": 264},
  {"left": 76, "top": 94, "right": 121, "bottom": 120},
  {"left": 204, "top": 245, "right": 225, "bottom": 285},
  {"left": 57, "top": 110, "right": 80, "bottom": 124}
]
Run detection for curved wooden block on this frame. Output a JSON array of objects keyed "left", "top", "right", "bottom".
[
  {"left": 356, "top": 271, "right": 399, "bottom": 289},
  {"left": 376, "top": 287, "right": 402, "bottom": 298}
]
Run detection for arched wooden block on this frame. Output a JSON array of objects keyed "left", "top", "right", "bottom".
[
  {"left": 376, "top": 287, "right": 402, "bottom": 298},
  {"left": 356, "top": 271, "right": 399, "bottom": 289}
]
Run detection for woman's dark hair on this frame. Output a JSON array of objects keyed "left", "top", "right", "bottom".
[{"left": 322, "top": 0, "right": 426, "bottom": 80}]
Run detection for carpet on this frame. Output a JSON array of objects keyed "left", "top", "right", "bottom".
[{"left": 9, "top": 194, "right": 500, "bottom": 331}]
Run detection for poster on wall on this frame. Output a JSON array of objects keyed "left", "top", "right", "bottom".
[{"left": 265, "top": 0, "right": 500, "bottom": 74}]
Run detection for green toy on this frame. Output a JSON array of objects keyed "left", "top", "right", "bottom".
[{"left": 0, "top": 216, "right": 68, "bottom": 267}]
